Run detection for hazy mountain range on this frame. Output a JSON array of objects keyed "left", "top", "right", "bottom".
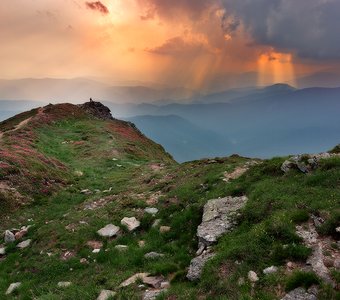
[{"left": 0, "top": 78, "right": 339, "bottom": 162}]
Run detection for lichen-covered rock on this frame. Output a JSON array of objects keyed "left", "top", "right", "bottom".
[
  {"left": 197, "top": 196, "right": 248, "bottom": 247},
  {"left": 143, "top": 289, "right": 167, "bottom": 300},
  {"left": 281, "top": 152, "right": 340, "bottom": 174},
  {"left": 186, "top": 251, "right": 215, "bottom": 281},
  {"left": 281, "top": 287, "right": 317, "bottom": 300},
  {"left": 4, "top": 230, "right": 15, "bottom": 243}
]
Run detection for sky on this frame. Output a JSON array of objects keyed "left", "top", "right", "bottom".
[{"left": 1, "top": 0, "right": 340, "bottom": 91}]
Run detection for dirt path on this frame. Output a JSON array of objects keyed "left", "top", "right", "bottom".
[{"left": 0, "top": 107, "right": 44, "bottom": 141}]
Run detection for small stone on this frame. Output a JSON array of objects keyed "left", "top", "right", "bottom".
[
  {"left": 263, "top": 266, "right": 278, "bottom": 275},
  {"left": 248, "top": 271, "right": 259, "bottom": 282},
  {"left": 97, "top": 289, "right": 116, "bottom": 300},
  {"left": 15, "top": 229, "right": 28, "bottom": 240},
  {"left": 334, "top": 258, "right": 340, "bottom": 269},
  {"left": 159, "top": 226, "right": 171, "bottom": 233},
  {"left": 237, "top": 277, "right": 245, "bottom": 286},
  {"left": 80, "top": 258, "right": 88, "bottom": 264},
  {"left": 120, "top": 273, "right": 150, "bottom": 287},
  {"left": 115, "top": 245, "right": 128, "bottom": 251},
  {"left": 121, "top": 217, "right": 140, "bottom": 231},
  {"left": 87, "top": 240, "right": 103, "bottom": 249},
  {"left": 81, "top": 189, "right": 92, "bottom": 194},
  {"left": 58, "top": 282, "right": 72, "bottom": 287},
  {"left": 6, "top": 282, "right": 21, "bottom": 295},
  {"left": 144, "top": 207, "right": 159, "bottom": 215},
  {"left": 97, "top": 224, "right": 120, "bottom": 237},
  {"left": 287, "top": 261, "right": 294, "bottom": 269},
  {"left": 4, "top": 230, "right": 15, "bottom": 243},
  {"left": 0, "top": 247, "right": 5, "bottom": 255},
  {"left": 138, "top": 240, "right": 146, "bottom": 247},
  {"left": 142, "top": 276, "right": 164, "bottom": 288},
  {"left": 93, "top": 249, "right": 101, "bottom": 253},
  {"left": 336, "top": 227, "right": 340, "bottom": 233},
  {"left": 143, "top": 289, "right": 166, "bottom": 300},
  {"left": 152, "top": 219, "right": 161, "bottom": 228},
  {"left": 17, "top": 239, "right": 31, "bottom": 249},
  {"left": 144, "top": 252, "right": 164, "bottom": 259},
  {"left": 160, "top": 281, "right": 170, "bottom": 289},
  {"left": 323, "top": 257, "right": 334, "bottom": 268},
  {"left": 74, "top": 171, "right": 84, "bottom": 177}
]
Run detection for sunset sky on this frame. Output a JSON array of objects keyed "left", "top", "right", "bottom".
[{"left": 1, "top": 0, "right": 340, "bottom": 91}]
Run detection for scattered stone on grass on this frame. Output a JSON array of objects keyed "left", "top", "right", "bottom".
[
  {"left": 121, "top": 217, "right": 140, "bottom": 231},
  {"left": 97, "top": 224, "right": 120, "bottom": 237},
  {"left": 6, "top": 282, "right": 21, "bottom": 295}
]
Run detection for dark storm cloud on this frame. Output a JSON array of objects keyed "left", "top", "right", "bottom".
[
  {"left": 85, "top": 1, "right": 109, "bottom": 15},
  {"left": 221, "top": 0, "right": 340, "bottom": 60}
]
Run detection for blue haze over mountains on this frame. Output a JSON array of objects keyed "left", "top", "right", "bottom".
[{"left": 0, "top": 78, "right": 339, "bottom": 162}]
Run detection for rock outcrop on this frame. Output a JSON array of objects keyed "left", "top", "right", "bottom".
[
  {"left": 197, "top": 196, "right": 248, "bottom": 249},
  {"left": 281, "top": 287, "right": 317, "bottom": 300},
  {"left": 281, "top": 152, "right": 340, "bottom": 173},
  {"left": 79, "top": 100, "right": 114, "bottom": 120},
  {"left": 187, "top": 195, "right": 248, "bottom": 281}
]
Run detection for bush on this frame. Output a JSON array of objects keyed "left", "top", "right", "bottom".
[{"left": 286, "top": 271, "right": 320, "bottom": 291}]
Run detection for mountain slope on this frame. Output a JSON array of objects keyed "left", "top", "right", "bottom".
[
  {"left": 126, "top": 115, "right": 232, "bottom": 162},
  {"left": 0, "top": 103, "right": 339, "bottom": 300},
  {"left": 0, "top": 101, "right": 173, "bottom": 212}
]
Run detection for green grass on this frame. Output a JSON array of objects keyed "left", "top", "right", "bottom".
[{"left": 1, "top": 110, "right": 339, "bottom": 299}]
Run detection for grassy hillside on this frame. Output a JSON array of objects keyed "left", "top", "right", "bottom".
[{"left": 0, "top": 103, "right": 339, "bottom": 299}]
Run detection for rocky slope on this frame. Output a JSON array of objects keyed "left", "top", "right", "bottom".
[{"left": 0, "top": 102, "right": 339, "bottom": 299}]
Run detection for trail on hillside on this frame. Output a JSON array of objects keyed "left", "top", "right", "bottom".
[{"left": 0, "top": 107, "right": 44, "bottom": 141}]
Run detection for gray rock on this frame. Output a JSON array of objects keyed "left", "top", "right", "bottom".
[
  {"left": 121, "top": 217, "right": 140, "bottom": 231},
  {"left": 197, "top": 196, "right": 248, "bottom": 247},
  {"left": 4, "top": 230, "right": 15, "bottom": 243},
  {"left": 159, "top": 226, "right": 171, "bottom": 233},
  {"left": 17, "top": 239, "right": 31, "bottom": 249},
  {"left": 187, "top": 251, "right": 215, "bottom": 281},
  {"left": 58, "top": 282, "right": 72, "bottom": 287},
  {"left": 248, "top": 271, "right": 259, "bottom": 282},
  {"left": 152, "top": 219, "right": 161, "bottom": 228},
  {"left": 143, "top": 276, "right": 164, "bottom": 288},
  {"left": 145, "top": 207, "right": 159, "bottom": 215},
  {"left": 0, "top": 247, "right": 5, "bottom": 255},
  {"left": 97, "top": 289, "right": 116, "bottom": 300},
  {"left": 281, "top": 287, "right": 317, "bottom": 300},
  {"left": 5, "top": 282, "right": 21, "bottom": 295},
  {"left": 120, "top": 273, "right": 150, "bottom": 287},
  {"left": 144, "top": 252, "right": 164, "bottom": 259},
  {"left": 281, "top": 152, "right": 340, "bottom": 174},
  {"left": 97, "top": 224, "right": 120, "bottom": 237},
  {"left": 296, "top": 223, "right": 334, "bottom": 286},
  {"left": 115, "top": 245, "right": 128, "bottom": 251},
  {"left": 263, "top": 266, "right": 278, "bottom": 275},
  {"left": 143, "top": 289, "right": 167, "bottom": 300},
  {"left": 334, "top": 258, "right": 340, "bottom": 269}
]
